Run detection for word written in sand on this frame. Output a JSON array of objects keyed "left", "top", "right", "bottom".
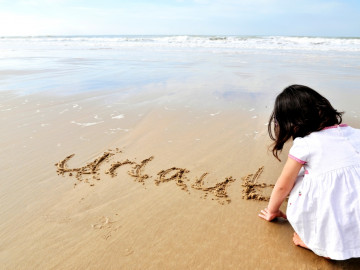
[
  {"left": 241, "top": 166, "right": 275, "bottom": 201},
  {"left": 55, "top": 148, "right": 273, "bottom": 204}
]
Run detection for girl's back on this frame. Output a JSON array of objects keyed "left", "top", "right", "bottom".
[{"left": 290, "top": 125, "right": 360, "bottom": 175}]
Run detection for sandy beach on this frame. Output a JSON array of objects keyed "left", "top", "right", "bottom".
[{"left": 1, "top": 36, "right": 360, "bottom": 269}]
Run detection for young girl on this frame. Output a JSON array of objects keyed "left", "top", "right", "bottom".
[{"left": 259, "top": 85, "right": 360, "bottom": 260}]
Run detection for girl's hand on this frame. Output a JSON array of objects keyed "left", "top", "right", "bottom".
[{"left": 258, "top": 207, "right": 287, "bottom": 221}]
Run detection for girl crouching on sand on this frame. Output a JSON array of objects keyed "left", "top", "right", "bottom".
[{"left": 259, "top": 85, "right": 360, "bottom": 260}]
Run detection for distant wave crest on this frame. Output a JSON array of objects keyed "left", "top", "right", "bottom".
[{"left": 1, "top": 35, "right": 359, "bottom": 52}]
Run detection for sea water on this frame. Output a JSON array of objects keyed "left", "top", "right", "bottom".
[{"left": 0, "top": 35, "right": 359, "bottom": 111}]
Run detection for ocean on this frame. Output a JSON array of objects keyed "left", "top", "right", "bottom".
[{"left": 0, "top": 35, "right": 359, "bottom": 111}]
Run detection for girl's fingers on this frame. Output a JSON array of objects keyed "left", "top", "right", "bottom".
[
  {"left": 258, "top": 213, "right": 267, "bottom": 220},
  {"left": 259, "top": 212, "right": 271, "bottom": 221},
  {"left": 259, "top": 209, "right": 270, "bottom": 220},
  {"left": 259, "top": 209, "right": 287, "bottom": 221}
]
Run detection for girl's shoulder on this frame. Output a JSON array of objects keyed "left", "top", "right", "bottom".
[
  {"left": 305, "top": 125, "right": 360, "bottom": 146},
  {"left": 344, "top": 125, "right": 360, "bottom": 141},
  {"left": 293, "top": 125, "right": 359, "bottom": 145},
  {"left": 345, "top": 125, "right": 360, "bottom": 134},
  {"left": 290, "top": 136, "right": 310, "bottom": 164}
]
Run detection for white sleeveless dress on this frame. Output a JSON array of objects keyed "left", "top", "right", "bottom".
[{"left": 287, "top": 124, "right": 360, "bottom": 260}]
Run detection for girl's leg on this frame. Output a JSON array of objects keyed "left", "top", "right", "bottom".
[
  {"left": 292, "top": 232, "right": 309, "bottom": 249},
  {"left": 293, "top": 232, "right": 331, "bottom": 259}
]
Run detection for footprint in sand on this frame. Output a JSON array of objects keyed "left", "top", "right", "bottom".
[
  {"left": 123, "top": 248, "right": 134, "bottom": 256},
  {"left": 91, "top": 216, "right": 122, "bottom": 240}
]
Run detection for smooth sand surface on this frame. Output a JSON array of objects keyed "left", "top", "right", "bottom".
[{"left": 1, "top": 88, "right": 360, "bottom": 270}]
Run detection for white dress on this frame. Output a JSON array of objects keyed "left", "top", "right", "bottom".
[{"left": 287, "top": 124, "right": 360, "bottom": 260}]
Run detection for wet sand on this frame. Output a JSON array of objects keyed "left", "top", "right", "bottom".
[{"left": 1, "top": 86, "right": 360, "bottom": 269}]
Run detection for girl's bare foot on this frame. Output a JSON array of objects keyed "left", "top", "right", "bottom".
[
  {"left": 293, "top": 232, "right": 309, "bottom": 249},
  {"left": 293, "top": 232, "right": 331, "bottom": 259}
]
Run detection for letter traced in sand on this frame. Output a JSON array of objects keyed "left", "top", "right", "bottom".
[
  {"left": 192, "top": 173, "right": 235, "bottom": 204},
  {"left": 55, "top": 149, "right": 120, "bottom": 186},
  {"left": 106, "top": 159, "right": 135, "bottom": 177},
  {"left": 55, "top": 154, "right": 79, "bottom": 173},
  {"left": 106, "top": 156, "right": 154, "bottom": 184},
  {"left": 155, "top": 167, "right": 190, "bottom": 192},
  {"left": 128, "top": 156, "right": 154, "bottom": 183},
  {"left": 241, "top": 166, "right": 274, "bottom": 201}
]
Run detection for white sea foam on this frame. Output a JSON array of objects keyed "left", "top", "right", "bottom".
[
  {"left": 164, "top": 106, "right": 176, "bottom": 111},
  {"left": 18, "top": 123, "right": 30, "bottom": 128},
  {"left": 0, "top": 36, "right": 359, "bottom": 52},
  {"left": 59, "top": 109, "right": 69, "bottom": 114},
  {"left": 210, "top": 111, "right": 221, "bottom": 116},
  {"left": 104, "top": 127, "right": 129, "bottom": 135},
  {"left": 112, "top": 114, "right": 125, "bottom": 119},
  {"left": 109, "top": 128, "right": 129, "bottom": 132},
  {"left": 70, "top": 120, "right": 104, "bottom": 127}
]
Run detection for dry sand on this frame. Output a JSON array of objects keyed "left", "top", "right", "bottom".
[{"left": 1, "top": 89, "right": 360, "bottom": 270}]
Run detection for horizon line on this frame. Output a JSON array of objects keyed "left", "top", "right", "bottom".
[{"left": 1, "top": 34, "right": 359, "bottom": 39}]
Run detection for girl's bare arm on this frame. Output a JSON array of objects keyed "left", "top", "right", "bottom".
[{"left": 259, "top": 157, "right": 302, "bottom": 221}]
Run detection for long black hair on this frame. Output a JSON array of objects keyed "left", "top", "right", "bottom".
[{"left": 268, "top": 85, "right": 343, "bottom": 160}]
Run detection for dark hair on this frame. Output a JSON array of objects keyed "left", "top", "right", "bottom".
[{"left": 268, "top": 85, "right": 343, "bottom": 160}]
